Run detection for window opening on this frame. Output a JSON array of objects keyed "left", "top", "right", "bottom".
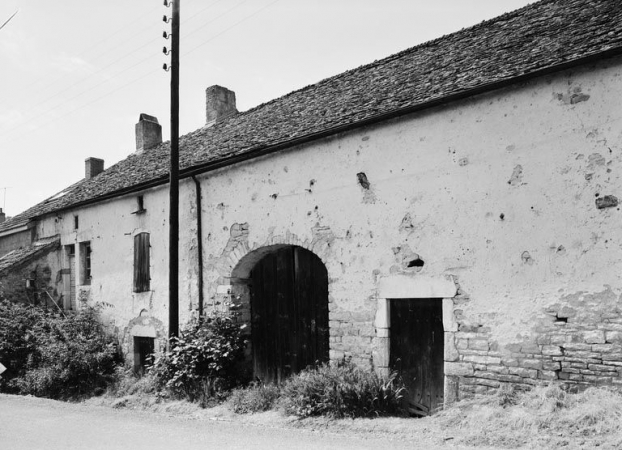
[
  {"left": 133, "top": 336, "right": 155, "bottom": 374},
  {"left": 74, "top": 215, "right": 79, "bottom": 230},
  {"left": 133, "top": 232, "right": 150, "bottom": 292},
  {"left": 80, "top": 241, "right": 92, "bottom": 285},
  {"left": 132, "top": 195, "right": 146, "bottom": 215}
]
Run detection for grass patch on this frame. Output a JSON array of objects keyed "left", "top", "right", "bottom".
[{"left": 437, "top": 384, "right": 622, "bottom": 448}]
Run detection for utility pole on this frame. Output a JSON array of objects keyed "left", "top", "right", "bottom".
[{"left": 167, "top": 0, "right": 180, "bottom": 339}]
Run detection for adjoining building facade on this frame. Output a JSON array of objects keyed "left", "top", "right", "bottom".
[{"left": 2, "top": 0, "right": 622, "bottom": 414}]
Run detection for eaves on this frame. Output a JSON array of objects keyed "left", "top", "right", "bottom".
[{"left": 38, "top": 44, "right": 622, "bottom": 219}]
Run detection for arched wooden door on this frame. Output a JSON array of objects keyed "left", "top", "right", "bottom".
[{"left": 251, "top": 246, "right": 329, "bottom": 384}]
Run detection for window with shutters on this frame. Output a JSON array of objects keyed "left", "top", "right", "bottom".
[{"left": 133, "top": 232, "right": 150, "bottom": 292}]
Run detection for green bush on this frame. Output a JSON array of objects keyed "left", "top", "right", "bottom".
[
  {"left": 150, "top": 313, "right": 247, "bottom": 405},
  {"left": 229, "top": 382, "right": 281, "bottom": 414},
  {"left": 0, "top": 300, "right": 46, "bottom": 392},
  {"left": 280, "top": 361, "right": 406, "bottom": 418},
  {"left": 0, "top": 301, "right": 120, "bottom": 399}
]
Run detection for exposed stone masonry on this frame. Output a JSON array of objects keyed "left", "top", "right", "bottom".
[{"left": 447, "top": 288, "right": 622, "bottom": 397}]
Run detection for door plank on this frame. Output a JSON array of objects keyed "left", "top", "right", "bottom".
[
  {"left": 390, "top": 299, "right": 444, "bottom": 415},
  {"left": 252, "top": 246, "right": 329, "bottom": 383}
]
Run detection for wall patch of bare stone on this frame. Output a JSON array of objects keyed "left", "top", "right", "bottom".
[{"left": 447, "top": 287, "right": 622, "bottom": 397}]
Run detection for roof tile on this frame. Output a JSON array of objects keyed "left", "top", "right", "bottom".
[{"left": 2, "top": 0, "right": 622, "bottom": 232}]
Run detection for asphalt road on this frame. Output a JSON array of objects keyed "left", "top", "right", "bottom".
[{"left": 0, "top": 394, "right": 426, "bottom": 450}]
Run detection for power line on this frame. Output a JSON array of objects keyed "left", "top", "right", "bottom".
[
  {"left": 0, "top": 47, "right": 163, "bottom": 138},
  {"left": 0, "top": 10, "right": 18, "bottom": 31},
  {"left": 185, "top": 0, "right": 281, "bottom": 56},
  {"left": 6, "top": 5, "right": 162, "bottom": 107},
  {"left": 183, "top": 0, "right": 250, "bottom": 40},
  {"left": 0, "top": 0, "right": 252, "bottom": 138},
  {"left": 6, "top": 0, "right": 227, "bottom": 113},
  {"left": 0, "top": 0, "right": 282, "bottom": 146}
]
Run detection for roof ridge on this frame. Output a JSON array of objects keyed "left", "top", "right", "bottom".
[
  {"left": 233, "top": 0, "right": 547, "bottom": 117},
  {"left": 2, "top": 0, "right": 621, "bottom": 233}
]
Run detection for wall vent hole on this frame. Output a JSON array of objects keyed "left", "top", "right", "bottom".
[
  {"left": 407, "top": 258, "right": 425, "bottom": 268},
  {"left": 554, "top": 315, "right": 568, "bottom": 324}
]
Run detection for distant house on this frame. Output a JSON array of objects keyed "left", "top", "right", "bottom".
[{"left": 1, "top": 0, "right": 622, "bottom": 415}]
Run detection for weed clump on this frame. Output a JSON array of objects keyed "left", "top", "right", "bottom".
[
  {"left": 279, "top": 361, "right": 406, "bottom": 418},
  {"left": 228, "top": 382, "right": 281, "bottom": 414}
]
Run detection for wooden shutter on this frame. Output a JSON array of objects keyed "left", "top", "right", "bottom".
[{"left": 133, "top": 233, "right": 150, "bottom": 292}]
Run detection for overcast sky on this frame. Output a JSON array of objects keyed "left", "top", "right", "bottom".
[{"left": 0, "top": 0, "right": 534, "bottom": 217}]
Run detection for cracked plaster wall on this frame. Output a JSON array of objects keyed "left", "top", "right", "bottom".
[
  {"left": 33, "top": 182, "right": 199, "bottom": 362},
  {"left": 197, "top": 55, "right": 622, "bottom": 394},
  {"left": 20, "top": 55, "right": 622, "bottom": 386}
]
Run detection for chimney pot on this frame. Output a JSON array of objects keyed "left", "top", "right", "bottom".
[
  {"left": 135, "top": 114, "right": 162, "bottom": 153},
  {"left": 0, "top": 208, "right": 5, "bottom": 224},
  {"left": 85, "top": 157, "right": 105, "bottom": 179},
  {"left": 206, "top": 85, "right": 237, "bottom": 126}
]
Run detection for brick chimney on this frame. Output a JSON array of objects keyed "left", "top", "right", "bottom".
[
  {"left": 85, "top": 157, "right": 104, "bottom": 179},
  {"left": 206, "top": 85, "right": 237, "bottom": 126},
  {"left": 135, "top": 114, "right": 162, "bottom": 153},
  {"left": 0, "top": 208, "right": 5, "bottom": 224}
]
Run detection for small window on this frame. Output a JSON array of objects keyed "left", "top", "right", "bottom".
[
  {"left": 80, "top": 241, "right": 92, "bottom": 285},
  {"left": 132, "top": 195, "right": 146, "bottom": 215},
  {"left": 74, "top": 215, "right": 79, "bottom": 230},
  {"left": 133, "top": 232, "right": 150, "bottom": 292}
]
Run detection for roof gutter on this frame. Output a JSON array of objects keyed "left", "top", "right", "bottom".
[{"left": 43, "top": 45, "right": 622, "bottom": 215}]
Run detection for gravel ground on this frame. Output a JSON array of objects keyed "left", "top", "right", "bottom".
[{"left": 0, "top": 394, "right": 495, "bottom": 450}]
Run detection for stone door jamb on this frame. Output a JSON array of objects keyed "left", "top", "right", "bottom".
[{"left": 374, "top": 274, "right": 458, "bottom": 408}]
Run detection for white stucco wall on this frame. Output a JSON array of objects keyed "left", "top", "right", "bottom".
[
  {"left": 31, "top": 54, "right": 622, "bottom": 396},
  {"left": 197, "top": 55, "right": 622, "bottom": 394},
  {"left": 35, "top": 180, "right": 200, "bottom": 355}
]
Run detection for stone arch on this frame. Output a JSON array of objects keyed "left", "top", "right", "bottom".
[{"left": 229, "top": 244, "right": 330, "bottom": 383}]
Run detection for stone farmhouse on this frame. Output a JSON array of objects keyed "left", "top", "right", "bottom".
[{"left": 1, "top": 0, "right": 622, "bottom": 415}]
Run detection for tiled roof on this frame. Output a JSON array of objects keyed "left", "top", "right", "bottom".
[
  {"left": 2, "top": 0, "right": 622, "bottom": 232},
  {"left": 0, "top": 236, "right": 60, "bottom": 275}
]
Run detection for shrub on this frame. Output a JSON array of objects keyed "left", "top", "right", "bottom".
[
  {"left": 0, "top": 300, "right": 46, "bottom": 392},
  {"left": 0, "top": 301, "right": 120, "bottom": 399},
  {"left": 280, "top": 361, "right": 406, "bottom": 418},
  {"left": 150, "top": 313, "right": 247, "bottom": 405},
  {"left": 229, "top": 382, "right": 281, "bottom": 414}
]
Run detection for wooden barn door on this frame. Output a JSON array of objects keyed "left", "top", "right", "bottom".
[
  {"left": 390, "top": 298, "right": 444, "bottom": 416},
  {"left": 251, "top": 246, "right": 329, "bottom": 384}
]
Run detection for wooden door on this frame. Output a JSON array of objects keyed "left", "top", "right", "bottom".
[
  {"left": 251, "top": 246, "right": 329, "bottom": 384},
  {"left": 134, "top": 336, "right": 155, "bottom": 374},
  {"left": 390, "top": 298, "right": 444, "bottom": 416}
]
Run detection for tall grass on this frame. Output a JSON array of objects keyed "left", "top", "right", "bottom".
[
  {"left": 228, "top": 382, "right": 281, "bottom": 414},
  {"left": 437, "top": 384, "right": 622, "bottom": 448},
  {"left": 279, "top": 362, "right": 406, "bottom": 418}
]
